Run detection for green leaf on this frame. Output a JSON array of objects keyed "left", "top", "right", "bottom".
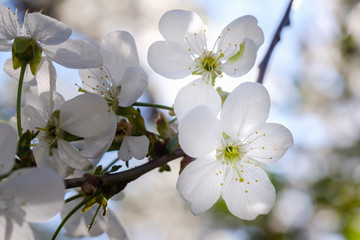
[
  {"left": 109, "top": 165, "right": 122, "bottom": 172},
  {"left": 166, "top": 133, "right": 179, "bottom": 154},
  {"left": 159, "top": 163, "right": 171, "bottom": 172}
]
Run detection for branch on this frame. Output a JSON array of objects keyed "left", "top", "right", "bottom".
[
  {"left": 257, "top": 0, "right": 294, "bottom": 84},
  {"left": 64, "top": 148, "right": 185, "bottom": 189}
]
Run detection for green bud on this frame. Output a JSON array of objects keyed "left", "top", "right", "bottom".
[{"left": 12, "top": 37, "right": 42, "bottom": 75}]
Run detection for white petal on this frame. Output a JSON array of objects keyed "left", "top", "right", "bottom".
[
  {"left": 81, "top": 112, "right": 116, "bottom": 160},
  {"left": 220, "top": 82, "right": 270, "bottom": 139},
  {"left": 222, "top": 163, "right": 275, "bottom": 220},
  {"left": 35, "top": 58, "right": 57, "bottom": 98},
  {"left": 0, "top": 123, "right": 17, "bottom": 175},
  {"left": 117, "top": 66, "right": 148, "bottom": 107},
  {"left": 0, "top": 216, "right": 36, "bottom": 240},
  {"left": 25, "top": 12, "right": 71, "bottom": 45},
  {"left": 147, "top": 41, "right": 194, "bottom": 79},
  {"left": 0, "top": 5, "right": 18, "bottom": 41},
  {"left": 174, "top": 79, "right": 221, "bottom": 121},
  {"left": 1, "top": 167, "right": 65, "bottom": 222},
  {"left": 43, "top": 39, "right": 103, "bottom": 69},
  {"left": 221, "top": 38, "right": 258, "bottom": 77},
  {"left": 178, "top": 106, "right": 221, "bottom": 158},
  {"left": 100, "top": 30, "right": 139, "bottom": 82},
  {"left": 59, "top": 93, "right": 113, "bottom": 138},
  {"left": 57, "top": 139, "right": 90, "bottom": 169},
  {"left": 0, "top": 40, "right": 12, "bottom": 51},
  {"left": 159, "top": 10, "right": 207, "bottom": 53},
  {"left": 176, "top": 155, "right": 223, "bottom": 215},
  {"left": 3, "top": 58, "right": 35, "bottom": 83},
  {"left": 247, "top": 123, "right": 293, "bottom": 164},
  {"left": 32, "top": 143, "right": 49, "bottom": 168},
  {"left": 118, "top": 135, "right": 149, "bottom": 161},
  {"left": 106, "top": 209, "right": 129, "bottom": 240},
  {"left": 217, "top": 15, "right": 264, "bottom": 50},
  {"left": 22, "top": 105, "right": 46, "bottom": 131}
]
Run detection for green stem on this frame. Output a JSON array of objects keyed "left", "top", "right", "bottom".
[
  {"left": 101, "top": 157, "right": 120, "bottom": 174},
  {"left": 87, "top": 204, "right": 101, "bottom": 231},
  {"left": 16, "top": 63, "right": 27, "bottom": 137},
  {"left": 51, "top": 193, "right": 99, "bottom": 240},
  {"left": 132, "top": 102, "right": 173, "bottom": 111},
  {"left": 65, "top": 193, "right": 84, "bottom": 203}
]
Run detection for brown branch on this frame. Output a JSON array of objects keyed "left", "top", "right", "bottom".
[
  {"left": 64, "top": 148, "right": 185, "bottom": 189},
  {"left": 257, "top": 0, "right": 294, "bottom": 84}
]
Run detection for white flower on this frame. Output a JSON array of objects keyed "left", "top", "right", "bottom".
[
  {"left": 0, "top": 123, "right": 65, "bottom": 240},
  {"left": 61, "top": 191, "right": 128, "bottom": 240},
  {"left": 0, "top": 4, "right": 102, "bottom": 69},
  {"left": 148, "top": 9, "right": 263, "bottom": 121},
  {"left": 148, "top": 9, "right": 263, "bottom": 82},
  {"left": 176, "top": 82, "right": 293, "bottom": 220},
  {"left": 79, "top": 30, "right": 148, "bottom": 110},
  {"left": 22, "top": 91, "right": 115, "bottom": 176},
  {"left": 79, "top": 30, "right": 149, "bottom": 161}
]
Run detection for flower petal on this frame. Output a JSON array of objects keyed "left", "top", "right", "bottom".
[
  {"left": 159, "top": 9, "right": 207, "bottom": 53},
  {"left": 43, "top": 39, "right": 103, "bottom": 69},
  {"left": 79, "top": 67, "right": 104, "bottom": 95},
  {"left": 178, "top": 106, "right": 222, "bottom": 158},
  {"left": 221, "top": 38, "right": 258, "bottom": 77},
  {"left": 59, "top": 93, "right": 113, "bottom": 138},
  {"left": 100, "top": 30, "right": 139, "bottom": 82},
  {"left": 81, "top": 112, "right": 116, "bottom": 160},
  {"left": 0, "top": 5, "right": 18, "bottom": 41},
  {"left": 57, "top": 139, "right": 90, "bottom": 169},
  {"left": 25, "top": 12, "right": 71, "bottom": 45},
  {"left": 222, "top": 163, "right": 275, "bottom": 220},
  {"left": 117, "top": 66, "right": 148, "bottom": 107},
  {"left": 3, "top": 58, "right": 35, "bottom": 83},
  {"left": 247, "top": 123, "right": 293, "bottom": 164},
  {"left": 0, "top": 216, "right": 37, "bottom": 240},
  {"left": 147, "top": 41, "right": 194, "bottom": 79},
  {"left": 106, "top": 210, "right": 129, "bottom": 240},
  {"left": 1, "top": 167, "right": 65, "bottom": 222},
  {"left": 0, "top": 123, "right": 17, "bottom": 175},
  {"left": 35, "top": 57, "right": 57, "bottom": 97},
  {"left": 220, "top": 82, "right": 270, "bottom": 139},
  {"left": 118, "top": 135, "right": 149, "bottom": 161},
  {"left": 174, "top": 79, "right": 221, "bottom": 121},
  {"left": 176, "top": 155, "right": 223, "bottom": 215},
  {"left": 217, "top": 15, "right": 264, "bottom": 50}
]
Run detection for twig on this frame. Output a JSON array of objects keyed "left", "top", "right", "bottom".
[
  {"left": 64, "top": 148, "right": 185, "bottom": 189},
  {"left": 257, "top": 0, "right": 294, "bottom": 84}
]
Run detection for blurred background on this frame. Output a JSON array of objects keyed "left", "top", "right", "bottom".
[{"left": 0, "top": 0, "right": 359, "bottom": 239}]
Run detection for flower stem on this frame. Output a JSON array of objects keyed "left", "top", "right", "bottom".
[
  {"left": 65, "top": 193, "right": 84, "bottom": 203},
  {"left": 51, "top": 193, "right": 100, "bottom": 240},
  {"left": 101, "top": 157, "right": 120, "bottom": 174},
  {"left": 16, "top": 63, "right": 27, "bottom": 137},
  {"left": 87, "top": 204, "right": 101, "bottom": 231},
  {"left": 132, "top": 102, "right": 173, "bottom": 111}
]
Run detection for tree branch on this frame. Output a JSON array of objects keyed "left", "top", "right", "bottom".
[
  {"left": 64, "top": 148, "right": 185, "bottom": 189},
  {"left": 257, "top": 0, "right": 294, "bottom": 84}
]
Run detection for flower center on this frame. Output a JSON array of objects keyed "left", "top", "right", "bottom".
[
  {"left": 216, "top": 133, "right": 246, "bottom": 165},
  {"left": 37, "top": 110, "right": 62, "bottom": 146},
  {"left": 192, "top": 50, "right": 224, "bottom": 85}
]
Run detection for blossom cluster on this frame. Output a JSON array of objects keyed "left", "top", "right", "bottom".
[{"left": 0, "top": 5, "right": 293, "bottom": 239}]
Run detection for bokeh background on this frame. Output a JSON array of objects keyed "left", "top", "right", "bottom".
[{"left": 0, "top": 0, "right": 359, "bottom": 239}]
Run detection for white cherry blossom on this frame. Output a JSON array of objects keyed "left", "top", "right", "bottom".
[
  {"left": 0, "top": 4, "right": 102, "bottom": 69},
  {"left": 0, "top": 123, "right": 65, "bottom": 240},
  {"left": 148, "top": 9, "right": 264, "bottom": 83},
  {"left": 177, "top": 82, "right": 293, "bottom": 220},
  {"left": 79, "top": 30, "right": 149, "bottom": 161},
  {"left": 79, "top": 30, "right": 148, "bottom": 110}
]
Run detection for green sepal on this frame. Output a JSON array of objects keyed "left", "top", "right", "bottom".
[
  {"left": 29, "top": 41, "right": 42, "bottom": 75},
  {"left": 159, "top": 163, "right": 171, "bottom": 172},
  {"left": 166, "top": 133, "right": 179, "bottom": 155},
  {"left": 113, "top": 105, "right": 139, "bottom": 117},
  {"left": 127, "top": 109, "right": 147, "bottom": 136},
  {"left": 216, "top": 87, "right": 229, "bottom": 106},
  {"left": 12, "top": 37, "right": 42, "bottom": 75},
  {"left": 156, "top": 112, "right": 176, "bottom": 139},
  {"left": 13, "top": 37, "right": 32, "bottom": 54}
]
